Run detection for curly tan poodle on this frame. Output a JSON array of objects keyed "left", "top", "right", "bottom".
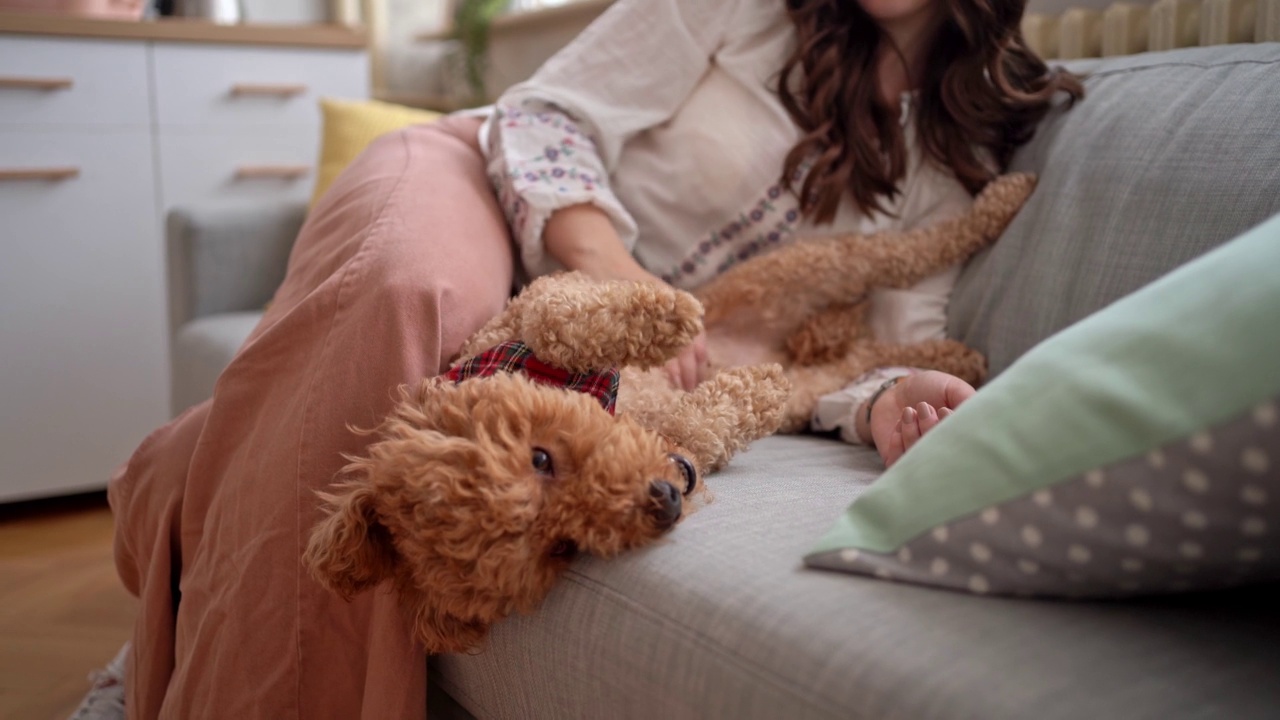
[
  {"left": 305, "top": 276, "right": 789, "bottom": 653},
  {"left": 461, "top": 272, "right": 793, "bottom": 477},
  {"left": 304, "top": 173, "right": 1032, "bottom": 653}
]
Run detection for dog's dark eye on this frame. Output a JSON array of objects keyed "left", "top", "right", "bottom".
[
  {"left": 532, "top": 447, "right": 555, "bottom": 476},
  {"left": 550, "top": 539, "right": 578, "bottom": 559}
]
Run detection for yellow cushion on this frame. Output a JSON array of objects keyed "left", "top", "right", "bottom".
[{"left": 310, "top": 97, "right": 442, "bottom": 208}]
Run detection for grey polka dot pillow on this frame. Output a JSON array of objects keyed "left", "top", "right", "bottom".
[{"left": 806, "top": 214, "right": 1280, "bottom": 598}]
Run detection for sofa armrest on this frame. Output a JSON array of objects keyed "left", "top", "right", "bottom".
[{"left": 166, "top": 203, "right": 307, "bottom": 335}]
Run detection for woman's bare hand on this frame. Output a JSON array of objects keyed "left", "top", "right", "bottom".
[
  {"left": 869, "top": 370, "right": 976, "bottom": 467},
  {"left": 664, "top": 329, "right": 709, "bottom": 391}
]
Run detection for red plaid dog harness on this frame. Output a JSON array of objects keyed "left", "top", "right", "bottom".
[{"left": 445, "top": 340, "right": 620, "bottom": 415}]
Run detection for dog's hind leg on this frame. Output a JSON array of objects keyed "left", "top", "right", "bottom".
[
  {"left": 779, "top": 339, "right": 988, "bottom": 434},
  {"left": 779, "top": 349, "right": 882, "bottom": 434},
  {"left": 826, "top": 173, "right": 1036, "bottom": 291},
  {"left": 859, "top": 339, "right": 988, "bottom": 387},
  {"left": 696, "top": 173, "right": 1036, "bottom": 330},
  {"left": 785, "top": 301, "right": 870, "bottom": 366}
]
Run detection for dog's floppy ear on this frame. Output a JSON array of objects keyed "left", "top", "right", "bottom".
[
  {"left": 412, "top": 605, "right": 491, "bottom": 655},
  {"left": 303, "top": 483, "right": 396, "bottom": 599}
]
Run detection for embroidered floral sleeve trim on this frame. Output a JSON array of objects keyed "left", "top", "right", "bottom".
[
  {"left": 658, "top": 160, "right": 811, "bottom": 287},
  {"left": 492, "top": 104, "right": 608, "bottom": 231},
  {"left": 488, "top": 103, "right": 637, "bottom": 276}
]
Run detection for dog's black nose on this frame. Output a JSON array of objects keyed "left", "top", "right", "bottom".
[{"left": 648, "top": 480, "right": 682, "bottom": 530}]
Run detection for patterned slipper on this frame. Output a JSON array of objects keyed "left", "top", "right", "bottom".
[{"left": 67, "top": 642, "right": 128, "bottom": 720}]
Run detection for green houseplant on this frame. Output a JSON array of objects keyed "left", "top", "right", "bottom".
[{"left": 451, "top": 0, "right": 511, "bottom": 104}]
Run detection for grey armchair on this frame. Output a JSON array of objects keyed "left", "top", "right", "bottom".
[{"left": 165, "top": 203, "right": 305, "bottom": 417}]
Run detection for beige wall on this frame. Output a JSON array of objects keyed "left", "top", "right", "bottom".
[{"left": 378, "top": 0, "right": 607, "bottom": 107}]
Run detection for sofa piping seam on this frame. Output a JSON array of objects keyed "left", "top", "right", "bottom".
[{"left": 1081, "top": 57, "right": 1280, "bottom": 82}]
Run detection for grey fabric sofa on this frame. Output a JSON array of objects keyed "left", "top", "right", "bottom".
[
  {"left": 166, "top": 203, "right": 306, "bottom": 417},
  {"left": 168, "top": 44, "right": 1280, "bottom": 719}
]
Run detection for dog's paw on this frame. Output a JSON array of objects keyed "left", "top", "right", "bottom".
[
  {"left": 744, "top": 363, "right": 792, "bottom": 436},
  {"left": 522, "top": 280, "right": 703, "bottom": 372}
]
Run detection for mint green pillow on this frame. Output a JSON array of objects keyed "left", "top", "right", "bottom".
[{"left": 806, "top": 213, "right": 1280, "bottom": 597}]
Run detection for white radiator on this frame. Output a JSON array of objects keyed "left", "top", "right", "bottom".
[{"left": 1024, "top": 0, "right": 1279, "bottom": 58}]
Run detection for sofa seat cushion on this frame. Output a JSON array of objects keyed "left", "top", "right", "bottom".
[
  {"left": 171, "top": 311, "right": 262, "bottom": 414},
  {"left": 432, "top": 436, "right": 1280, "bottom": 719}
]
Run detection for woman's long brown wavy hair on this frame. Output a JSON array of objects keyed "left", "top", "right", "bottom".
[{"left": 777, "top": 0, "right": 1084, "bottom": 223}]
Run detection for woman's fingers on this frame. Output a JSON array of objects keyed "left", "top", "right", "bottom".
[
  {"left": 882, "top": 423, "right": 906, "bottom": 468},
  {"left": 692, "top": 332, "right": 710, "bottom": 385},
  {"left": 900, "top": 402, "right": 943, "bottom": 454},
  {"left": 879, "top": 398, "right": 962, "bottom": 469},
  {"left": 899, "top": 406, "right": 923, "bottom": 448},
  {"left": 665, "top": 358, "right": 683, "bottom": 389},
  {"left": 665, "top": 345, "right": 701, "bottom": 391},
  {"left": 914, "top": 402, "right": 941, "bottom": 434},
  {"left": 679, "top": 347, "right": 699, "bottom": 390}
]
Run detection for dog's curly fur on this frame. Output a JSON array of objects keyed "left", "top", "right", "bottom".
[
  {"left": 304, "top": 172, "right": 1034, "bottom": 654},
  {"left": 460, "top": 271, "right": 794, "bottom": 477},
  {"left": 304, "top": 373, "right": 704, "bottom": 652},
  {"left": 692, "top": 172, "right": 1037, "bottom": 430},
  {"left": 305, "top": 276, "right": 790, "bottom": 653}
]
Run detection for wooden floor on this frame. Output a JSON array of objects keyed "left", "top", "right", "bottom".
[{"left": 0, "top": 492, "right": 136, "bottom": 720}]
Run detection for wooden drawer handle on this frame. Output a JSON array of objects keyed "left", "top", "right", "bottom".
[
  {"left": 234, "top": 165, "right": 311, "bottom": 180},
  {"left": 229, "top": 83, "right": 308, "bottom": 98},
  {"left": 0, "top": 76, "right": 74, "bottom": 91},
  {"left": 0, "top": 167, "right": 80, "bottom": 181}
]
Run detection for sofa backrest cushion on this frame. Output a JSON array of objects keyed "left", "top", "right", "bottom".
[{"left": 949, "top": 43, "right": 1280, "bottom": 377}]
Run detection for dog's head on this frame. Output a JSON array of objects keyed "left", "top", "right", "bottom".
[{"left": 303, "top": 372, "right": 695, "bottom": 653}]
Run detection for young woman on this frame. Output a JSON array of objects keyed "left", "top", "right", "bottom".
[
  {"left": 485, "top": 0, "right": 1082, "bottom": 464},
  {"left": 107, "top": 0, "right": 1081, "bottom": 717}
]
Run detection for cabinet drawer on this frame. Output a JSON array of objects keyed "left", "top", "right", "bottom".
[
  {"left": 0, "top": 128, "right": 168, "bottom": 501},
  {"left": 157, "top": 129, "right": 319, "bottom": 211},
  {"left": 0, "top": 35, "right": 150, "bottom": 129},
  {"left": 152, "top": 43, "right": 368, "bottom": 129}
]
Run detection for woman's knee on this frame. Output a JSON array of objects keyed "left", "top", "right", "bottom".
[{"left": 305, "top": 115, "right": 514, "bottom": 354}]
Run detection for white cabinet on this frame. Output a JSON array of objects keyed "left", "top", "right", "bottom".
[
  {"left": 150, "top": 42, "right": 367, "bottom": 211},
  {"left": 151, "top": 43, "right": 368, "bottom": 128},
  {"left": 156, "top": 129, "right": 321, "bottom": 210},
  {"left": 0, "top": 128, "right": 167, "bottom": 501},
  {"left": 0, "top": 36, "right": 151, "bottom": 127},
  {"left": 0, "top": 26, "right": 368, "bottom": 502}
]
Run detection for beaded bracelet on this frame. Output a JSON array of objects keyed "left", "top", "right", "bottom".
[{"left": 864, "top": 376, "right": 907, "bottom": 426}]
